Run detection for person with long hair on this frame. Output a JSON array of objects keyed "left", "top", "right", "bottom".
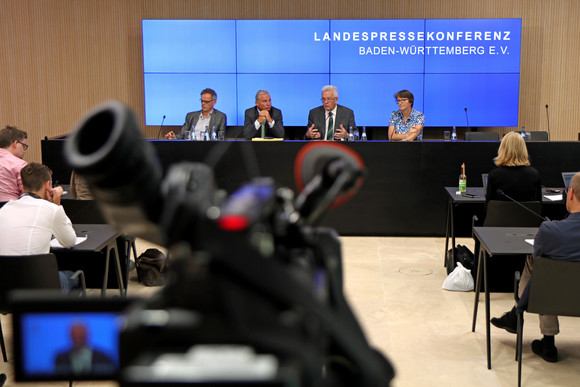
[{"left": 485, "top": 131, "right": 541, "bottom": 202}]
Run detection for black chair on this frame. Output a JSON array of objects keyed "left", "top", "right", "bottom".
[
  {"left": 527, "top": 131, "right": 549, "bottom": 142},
  {"left": 515, "top": 258, "right": 580, "bottom": 386},
  {"left": 0, "top": 254, "right": 86, "bottom": 362},
  {"left": 464, "top": 131, "right": 500, "bottom": 141},
  {"left": 483, "top": 200, "right": 543, "bottom": 228}
]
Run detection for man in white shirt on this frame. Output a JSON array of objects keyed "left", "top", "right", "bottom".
[{"left": 0, "top": 163, "right": 78, "bottom": 291}]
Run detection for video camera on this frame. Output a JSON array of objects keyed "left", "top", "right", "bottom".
[{"left": 61, "top": 101, "right": 394, "bottom": 386}]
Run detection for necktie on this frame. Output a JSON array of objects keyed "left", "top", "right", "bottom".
[{"left": 326, "top": 112, "right": 334, "bottom": 140}]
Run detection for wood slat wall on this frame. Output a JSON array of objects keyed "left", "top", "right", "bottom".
[{"left": 1, "top": 0, "right": 579, "bottom": 163}]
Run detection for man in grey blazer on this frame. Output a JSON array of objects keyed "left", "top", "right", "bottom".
[
  {"left": 165, "top": 88, "right": 227, "bottom": 140},
  {"left": 305, "top": 85, "right": 357, "bottom": 140},
  {"left": 243, "top": 90, "right": 285, "bottom": 140}
]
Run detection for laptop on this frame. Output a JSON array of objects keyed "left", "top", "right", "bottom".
[{"left": 562, "top": 172, "right": 576, "bottom": 189}]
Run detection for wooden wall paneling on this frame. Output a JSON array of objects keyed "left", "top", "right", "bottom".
[{"left": 2, "top": 0, "right": 580, "bottom": 165}]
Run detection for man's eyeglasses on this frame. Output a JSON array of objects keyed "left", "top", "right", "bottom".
[
  {"left": 200, "top": 99, "right": 214, "bottom": 104},
  {"left": 395, "top": 98, "right": 409, "bottom": 103},
  {"left": 16, "top": 140, "right": 28, "bottom": 151},
  {"left": 321, "top": 97, "right": 337, "bottom": 102}
]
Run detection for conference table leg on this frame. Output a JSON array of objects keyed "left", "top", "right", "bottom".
[
  {"left": 484, "top": 250, "right": 491, "bottom": 369},
  {"left": 472, "top": 247, "right": 484, "bottom": 332},
  {"left": 101, "top": 241, "right": 125, "bottom": 297}
]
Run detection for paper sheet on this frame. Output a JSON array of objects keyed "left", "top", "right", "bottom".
[
  {"left": 50, "top": 236, "right": 87, "bottom": 248},
  {"left": 525, "top": 239, "right": 534, "bottom": 246},
  {"left": 543, "top": 194, "right": 563, "bottom": 201}
]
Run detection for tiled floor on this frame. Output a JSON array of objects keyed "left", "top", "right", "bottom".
[{"left": 1, "top": 237, "right": 580, "bottom": 386}]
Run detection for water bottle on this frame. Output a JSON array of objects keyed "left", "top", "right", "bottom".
[
  {"left": 211, "top": 125, "right": 217, "bottom": 141},
  {"left": 348, "top": 126, "right": 354, "bottom": 142},
  {"left": 361, "top": 127, "right": 368, "bottom": 142},
  {"left": 521, "top": 126, "right": 527, "bottom": 141},
  {"left": 204, "top": 126, "right": 209, "bottom": 141},
  {"left": 459, "top": 163, "right": 467, "bottom": 193},
  {"left": 354, "top": 127, "right": 360, "bottom": 141},
  {"left": 191, "top": 130, "right": 197, "bottom": 141},
  {"left": 451, "top": 126, "right": 457, "bottom": 141}
]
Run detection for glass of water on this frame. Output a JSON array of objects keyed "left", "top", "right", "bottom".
[
  {"left": 443, "top": 131, "right": 451, "bottom": 141},
  {"left": 183, "top": 130, "right": 192, "bottom": 141}
]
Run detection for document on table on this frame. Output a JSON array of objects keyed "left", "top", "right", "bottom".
[
  {"left": 525, "top": 239, "right": 534, "bottom": 246},
  {"left": 543, "top": 194, "right": 563, "bottom": 201},
  {"left": 50, "top": 236, "right": 88, "bottom": 248}
]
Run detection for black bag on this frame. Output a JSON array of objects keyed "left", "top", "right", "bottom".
[
  {"left": 446, "top": 245, "right": 477, "bottom": 279},
  {"left": 135, "top": 248, "right": 167, "bottom": 286}
]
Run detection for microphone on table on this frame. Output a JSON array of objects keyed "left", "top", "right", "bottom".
[
  {"left": 496, "top": 189, "right": 550, "bottom": 222},
  {"left": 545, "top": 104, "right": 551, "bottom": 141},
  {"left": 156, "top": 115, "right": 166, "bottom": 140},
  {"left": 464, "top": 107, "right": 470, "bottom": 132}
]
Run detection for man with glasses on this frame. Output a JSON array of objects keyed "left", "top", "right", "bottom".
[
  {"left": 305, "top": 85, "right": 356, "bottom": 140},
  {"left": 164, "top": 88, "right": 227, "bottom": 140},
  {"left": 491, "top": 172, "right": 580, "bottom": 363},
  {"left": 388, "top": 90, "right": 424, "bottom": 141},
  {"left": 0, "top": 125, "right": 29, "bottom": 206}
]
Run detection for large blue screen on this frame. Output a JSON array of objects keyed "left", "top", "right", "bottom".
[{"left": 142, "top": 19, "right": 521, "bottom": 128}]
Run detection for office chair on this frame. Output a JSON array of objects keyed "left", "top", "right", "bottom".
[
  {"left": 527, "top": 131, "right": 549, "bottom": 142},
  {"left": 482, "top": 200, "right": 543, "bottom": 228},
  {"left": 515, "top": 258, "right": 580, "bottom": 386},
  {"left": 464, "top": 131, "right": 500, "bottom": 141},
  {"left": 0, "top": 254, "right": 86, "bottom": 362}
]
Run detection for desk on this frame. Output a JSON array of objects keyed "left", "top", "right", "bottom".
[
  {"left": 444, "top": 187, "right": 564, "bottom": 266},
  {"left": 43, "top": 139, "right": 580, "bottom": 236},
  {"left": 51, "top": 224, "right": 125, "bottom": 296},
  {"left": 471, "top": 226, "right": 537, "bottom": 370}
]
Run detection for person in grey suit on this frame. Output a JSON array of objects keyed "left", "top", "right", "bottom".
[
  {"left": 305, "top": 85, "right": 356, "bottom": 140},
  {"left": 243, "top": 90, "right": 285, "bottom": 139},
  {"left": 164, "top": 88, "right": 227, "bottom": 140}
]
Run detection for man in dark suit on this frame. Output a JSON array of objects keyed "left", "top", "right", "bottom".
[
  {"left": 164, "top": 88, "right": 227, "bottom": 140},
  {"left": 305, "top": 85, "right": 357, "bottom": 140},
  {"left": 243, "top": 90, "right": 285, "bottom": 139},
  {"left": 54, "top": 323, "right": 116, "bottom": 375}
]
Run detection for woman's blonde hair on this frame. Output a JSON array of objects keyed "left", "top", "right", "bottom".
[{"left": 494, "top": 131, "right": 531, "bottom": 167}]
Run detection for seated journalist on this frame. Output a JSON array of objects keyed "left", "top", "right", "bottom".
[
  {"left": 164, "top": 88, "right": 227, "bottom": 140},
  {"left": 243, "top": 90, "right": 285, "bottom": 140},
  {"left": 0, "top": 125, "right": 29, "bottom": 206},
  {"left": 388, "top": 90, "right": 424, "bottom": 141},
  {"left": 491, "top": 172, "right": 580, "bottom": 363},
  {"left": 305, "top": 85, "right": 356, "bottom": 141},
  {"left": 0, "top": 163, "right": 79, "bottom": 293},
  {"left": 485, "top": 131, "right": 542, "bottom": 203}
]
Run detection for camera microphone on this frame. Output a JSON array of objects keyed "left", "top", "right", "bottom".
[
  {"left": 65, "top": 101, "right": 165, "bottom": 244},
  {"left": 464, "top": 107, "right": 470, "bottom": 132}
]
